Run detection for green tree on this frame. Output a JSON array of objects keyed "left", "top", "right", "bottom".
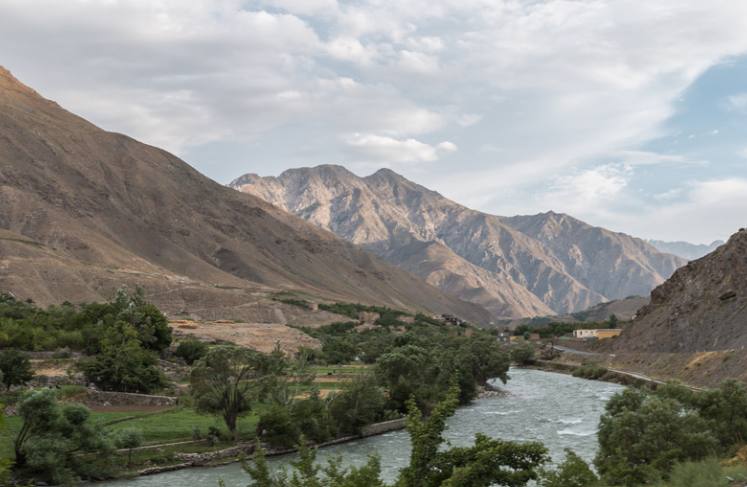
[
  {"left": 696, "top": 379, "right": 747, "bottom": 452},
  {"left": 322, "top": 340, "right": 357, "bottom": 365},
  {"left": 0, "top": 348, "right": 34, "bottom": 391},
  {"left": 240, "top": 436, "right": 383, "bottom": 487},
  {"left": 76, "top": 323, "right": 167, "bottom": 393},
  {"left": 329, "top": 372, "right": 386, "bottom": 435},
  {"left": 595, "top": 391, "right": 718, "bottom": 484},
  {"left": 116, "top": 427, "right": 143, "bottom": 465},
  {"left": 261, "top": 345, "right": 314, "bottom": 411},
  {"left": 510, "top": 343, "right": 535, "bottom": 365},
  {"left": 374, "top": 344, "right": 430, "bottom": 412},
  {"left": 394, "top": 377, "right": 548, "bottom": 487},
  {"left": 113, "top": 283, "right": 146, "bottom": 313},
  {"left": 14, "top": 389, "right": 115, "bottom": 485},
  {"left": 175, "top": 338, "right": 209, "bottom": 365},
  {"left": 190, "top": 345, "right": 263, "bottom": 442},
  {"left": 0, "top": 404, "right": 12, "bottom": 487},
  {"left": 537, "top": 449, "right": 598, "bottom": 487},
  {"left": 257, "top": 346, "right": 332, "bottom": 446},
  {"left": 456, "top": 337, "right": 510, "bottom": 386}
]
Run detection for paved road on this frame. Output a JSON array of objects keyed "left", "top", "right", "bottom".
[{"left": 552, "top": 345, "right": 598, "bottom": 355}]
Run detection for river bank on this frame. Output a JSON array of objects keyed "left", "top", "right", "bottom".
[
  {"left": 133, "top": 387, "right": 511, "bottom": 478},
  {"left": 531, "top": 359, "right": 667, "bottom": 389},
  {"left": 87, "top": 368, "right": 625, "bottom": 487},
  {"left": 120, "top": 418, "right": 407, "bottom": 477}
]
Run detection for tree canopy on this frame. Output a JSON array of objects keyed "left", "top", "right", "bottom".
[
  {"left": 190, "top": 345, "right": 264, "bottom": 441},
  {"left": 0, "top": 348, "right": 34, "bottom": 391},
  {"left": 14, "top": 389, "right": 116, "bottom": 485}
]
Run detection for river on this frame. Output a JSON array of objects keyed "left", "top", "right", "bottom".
[{"left": 96, "top": 368, "right": 624, "bottom": 486}]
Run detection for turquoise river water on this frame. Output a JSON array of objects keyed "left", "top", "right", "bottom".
[{"left": 96, "top": 368, "right": 625, "bottom": 486}]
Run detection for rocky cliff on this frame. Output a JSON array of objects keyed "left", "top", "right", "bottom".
[{"left": 614, "top": 229, "right": 747, "bottom": 353}]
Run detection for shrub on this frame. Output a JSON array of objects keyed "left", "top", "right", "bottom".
[
  {"left": 175, "top": 338, "right": 208, "bottom": 365},
  {"left": 538, "top": 449, "right": 598, "bottom": 487},
  {"left": 510, "top": 343, "right": 535, "bottom": 365},
  {"left": 572, "top": 363, "right": 607, "bottom": 380}
]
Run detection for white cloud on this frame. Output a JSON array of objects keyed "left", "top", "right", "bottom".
[
  {"left": 653, "top": 189, "right": 682, "bottom": 201},
  {"left": 613, "top": 178, "right": 747, "bottom": 243},
  {"left": 612, "top": 151, "right": 684, "bottom": 166},
  {"left": 344, "top": 134, "right": 457, "bottom": 164},
  {"left": 544, "top": 164, "right": 633, "bottom": 209},
  {"left": 2, "top": 0, "right": 747, "bottom": 241},
  {"left": 727, "top": 93, "right": 747, "bottom": 111},
  {"left": 269, "top": 0, "right": 338, "bottom": 16},
  {"left": 457, "top": 113, "right": 483, "bottom": 127}
]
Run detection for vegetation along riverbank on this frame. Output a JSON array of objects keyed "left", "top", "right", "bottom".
[
  {"left": 4, "top": 289, "right": 747, "bottom": 486},
  {"left": 0, "top": 288, "right": 514, "bottom": 485}
]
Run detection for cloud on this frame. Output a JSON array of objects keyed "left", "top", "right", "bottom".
[
  {"left": 614, "top": 178, "right": 747, "bottom": 243},
  {"left": 344, "top": 134, "right": 457, "bottom": 164},
  {"left": 4, "top": 0, "right": 747, "bottom": 162},
  {"left": 611, "top": 151, "right": 685, "bottom": 166},
  {"left": 456, "top": 113, "right": 483, "bottom": 127},
  {"left": 543, "top": 164, "right": 633, "bottom": 209},
  {"left": 727, "top": 93, "right": 747, "bottom": 111},
  {"left": 653, "top": 189, "right": 682, "bottom": 201},
  {"left": 1, "top": 0, "right": 747, "bottom": 243}
]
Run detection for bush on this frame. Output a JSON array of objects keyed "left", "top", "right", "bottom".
[
  {"left": 538, "top": 449, "right": 598, "bottom": 487},
  {"left": 175, "top": 339, "right": 208, "bottom": 365},
  {"left": 510, "top": 343, "right": 535, "bottom": 365},
  {"left": 654, "top": 457, "right": 741, "bottom": 487},
  {"left": 572, "top": 363, "right": 608, "bottom": 380},
  {"left": 0, "top": 348, "right": 35, "bottom": 391}
]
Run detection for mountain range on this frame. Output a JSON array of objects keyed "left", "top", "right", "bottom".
[
  {"left": 229, "top": 166, "right": 687, "bottom": 319},
  {"left": 645, "top": 239, "right": 725, "bottom": 260},
  {"left": 0, "top": 66, "right": 491, "bottom": 324}
]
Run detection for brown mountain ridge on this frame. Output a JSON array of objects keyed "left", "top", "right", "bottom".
[
  {"left": 0, "top": 66, "right": 491, "bottom": 324},
  {"left": 613, "top": 228, "right": 747, "bottom": 354},
  {"left": 230, "top": 165, "right": 686, "bottom": 319}
]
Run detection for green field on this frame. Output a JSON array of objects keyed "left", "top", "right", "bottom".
[{"left": 0, "top": 365, "right": 370, "bottom": 460}]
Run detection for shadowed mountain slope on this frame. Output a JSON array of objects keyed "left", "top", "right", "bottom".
[
  {"left": 613, "top": 229, "right": 747, "bottom": 353},
  {"left": 0, "top": 67, "right": 491, "bottom": 324},
  {"left": 231, "top": 165, "right": 686, "bottom": 318}
]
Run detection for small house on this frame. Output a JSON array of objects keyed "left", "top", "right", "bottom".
[
  {"left": 496, "top": 332, "right": 511, "bottom": 343},
  {"left": 573, "top": 329, "right": 598, "bottom": 339}
]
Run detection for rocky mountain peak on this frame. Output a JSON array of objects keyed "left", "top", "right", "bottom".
[{"left": 231, "top": 165, "right": 686, "bottom": 319}]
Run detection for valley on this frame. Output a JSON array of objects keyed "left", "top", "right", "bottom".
[{"left": 2, "top": 64, "right": 747, "bottom": 487}]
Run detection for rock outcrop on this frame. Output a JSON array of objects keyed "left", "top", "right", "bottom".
[{"left": 614, "top": 229, "right": 747, "bottom": 353}]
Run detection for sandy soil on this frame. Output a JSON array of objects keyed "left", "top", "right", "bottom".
[{"left": 170, "top": 320, "right": 322, "bottom": 354}]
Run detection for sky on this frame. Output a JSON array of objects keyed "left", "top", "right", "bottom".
[{"left": 1, "top": 1, "right": 747, "bottom": 245}]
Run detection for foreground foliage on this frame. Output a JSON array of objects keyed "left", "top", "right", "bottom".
[
  {"left": 595, "top": 380, "right": 747, "bottom": 486},
  {"left": 13, "top": 389, "right": 115, "bottom": 485},
  {"left": 241, "top": 378, "right": 548, "bottom": 487}
]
